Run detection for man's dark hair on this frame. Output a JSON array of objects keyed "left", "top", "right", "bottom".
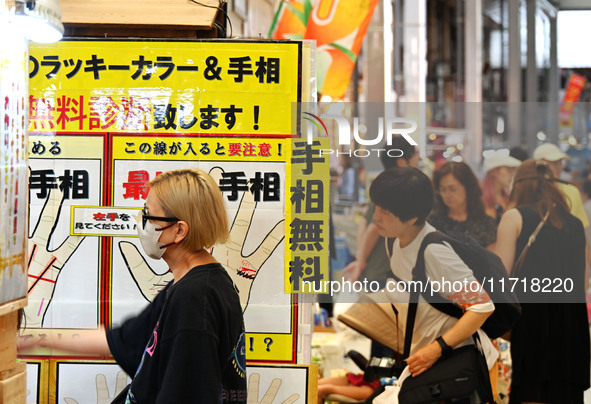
[
  {"left": 381, "top": 136, "right": 417, "bottom": 169},
  {"left": 369, "top": 167, "right": 433, "bottom": 226}
]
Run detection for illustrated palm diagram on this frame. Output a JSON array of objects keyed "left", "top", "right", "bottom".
[
  {"left": 247, "top": 373, "right": 300, "bottom": 404},
  {"left": 63, "top": 371, "right": 128, "bottom": 404},
  {"left": 26, "top": 188, "right": 85, "bottom": 328},
  {"left": 119, "top": 167, "right": 286, "bottom": 310},
  {"left": 62, "top": 371, "right": 299, "bottom": 404},
  {"left": 24, "top": 167, "right": 284, "bottom": 329}
]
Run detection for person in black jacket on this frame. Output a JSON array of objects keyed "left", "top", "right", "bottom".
[{"left": 19, "top": 168, "right": 247, "bottom": 404}]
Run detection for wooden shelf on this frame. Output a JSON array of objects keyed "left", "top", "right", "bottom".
[
  {"left": 60, "top": 0, "right": 225, "bottom": 38},
  {"left": 0, "top": 298, "right": 26, "bottom": 318}
]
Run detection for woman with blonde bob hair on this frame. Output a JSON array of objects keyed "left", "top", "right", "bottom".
[
  {"left": 147, "top": 168, "right": 229, "bottom": 254},
  {"left": 19, "top": 168, "right": 247, "bottom": 403},
  {"left": 495, "top": 160, "right": 589, "bottom": 403}
]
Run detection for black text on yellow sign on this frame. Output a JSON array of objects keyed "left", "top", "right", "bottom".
[{"left": 245, "top": 333, "right": 294, "bottom": 362}]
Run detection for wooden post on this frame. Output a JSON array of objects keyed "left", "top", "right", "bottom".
[{"left": 0, "top": 298, "right": 27, "bottom": 404}]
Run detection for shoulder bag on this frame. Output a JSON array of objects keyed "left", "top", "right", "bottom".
[{"left": 397, "top": 270, "right": 494, "bottom": 404}]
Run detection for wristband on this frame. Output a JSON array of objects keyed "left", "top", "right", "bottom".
[{"left": 436, "top": 336, "right": 452, "bottom": 356}]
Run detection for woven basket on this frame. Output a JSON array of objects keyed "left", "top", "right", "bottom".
[{"left": 337, "top": 300, "right": 402, "bottom": 353}]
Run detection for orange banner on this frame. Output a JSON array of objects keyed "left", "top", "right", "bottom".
[
  {"left": 560, "top": 73, "right": 586, "bottom": 126},
  {"left": 270, "top": 0, "right": 378, "bottom": 99},
  {"left": 269, "top": 0, "right": 312, "bottom": 40}
]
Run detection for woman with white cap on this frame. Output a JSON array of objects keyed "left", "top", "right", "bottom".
[
  {"left": 533, "top": 143, "right": 590, "bottom": 230},
  {"left": 481, "top": 154, "right": 522, "bottom": 221}
]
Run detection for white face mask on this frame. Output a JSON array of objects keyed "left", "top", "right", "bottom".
[{"left": 137, "top": 215, "right": 175, "bottom": 260}]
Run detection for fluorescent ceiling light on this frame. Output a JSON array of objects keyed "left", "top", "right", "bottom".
[{"left": 15, "top": 0, "right": 64, "bottom": 43}]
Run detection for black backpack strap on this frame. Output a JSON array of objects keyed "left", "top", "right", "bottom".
[
  {"left": 403, "top": 289, "right": 419, "bottom": 359},
  {"left": 414, "top": 231, "right": 465, "bottom": 318},
  {"left": 403, "top": 232, "right": 447, "bottom": 359},
  {"left": 412, "top": 231, "right": 448, "bottom": 279}
]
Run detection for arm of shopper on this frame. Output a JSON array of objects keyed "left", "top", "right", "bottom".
[
  {"left": 18, "top": 327, "right": 111, "bottom": 356},
  {"left": 359, "top": 223, "right": 381, "bottom": 262},
  {"left": 343, "top": 217, "right": 367, "bottom": 281},
  {"left": 355, "top": 216, "right": 368, "bottom": 248},
  {"left": 405, "top": 310, "right": 492, "bottom": 377},
  {"left": 343, "top": 223, "right": 381, "bottom": 281},
  {"left": 494, "top": 208, "right": 522, "bottom": 274}
]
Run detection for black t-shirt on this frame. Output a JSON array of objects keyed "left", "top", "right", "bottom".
[
  {"left": 106, "top": 263, "right": 247, "bottom": 403},
  {"left": 427, "top": 213, "right": 497, "bottom": 247}
]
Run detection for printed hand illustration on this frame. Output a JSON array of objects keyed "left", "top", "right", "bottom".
[
  {"left": 247, "top": 373, "right": 300, "bottom": 404},
  {"left": 26, "top": 188, "right": 85, "bottom": 328},
  {"left": 63, "top": 371, "right": 128, "bottom": 404},
  {"left": 209, "top": 167, "right": 285, "bottom": 309},
  {"left": 118, "top": 242, "right": 173, "bottom": 301},
  {"left": 119, "top": 167, "right": 285, "bottom": 310}
]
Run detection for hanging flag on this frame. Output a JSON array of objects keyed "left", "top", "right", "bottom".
[
  {"left": 304, "top": 0, "right": 378, "bottom": 99},
  {"left": 269, "top": 0, "right": 315, "bottom": 40},
  {"left": 560, "top": 73, "right": 586, "bottom": 127},
  {"left": 270, "top": 0, "right": 379, "bottom": 99}
]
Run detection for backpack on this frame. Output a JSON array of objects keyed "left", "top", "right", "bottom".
[{"left": 386, "top": 230, "right": 521, "bottom": 339}]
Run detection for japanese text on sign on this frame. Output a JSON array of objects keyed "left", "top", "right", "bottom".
[
  {"left": 30, "top": 54, "right": 281, "bottom": 84},
  {"left": 286, "top": 139, "right": 330, "bottom": 293},
  {"left": 29, "top": 41, "right": 301, "bottom": 135},
  {"left": 71, "top": 207, "right": 139, "bottom": 237}
]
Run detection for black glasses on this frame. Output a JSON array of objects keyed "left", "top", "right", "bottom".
[{"left": 141, "top": 206, "right": 179, "bottom": 229}]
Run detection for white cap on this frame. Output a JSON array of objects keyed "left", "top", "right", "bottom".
[
  {"left": 483, "top": 154, "right": 522, "bottom": 173},
  {"left": 533, "top": 143, "right": 569, "bottom": 162}
]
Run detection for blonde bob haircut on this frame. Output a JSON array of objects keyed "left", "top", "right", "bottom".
[{"left": 148, "top": 168, "right": 228, "bottom": 251}]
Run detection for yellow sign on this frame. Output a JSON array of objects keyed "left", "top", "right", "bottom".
[
  {"left": 111, "top": 136, "right": 286, "bottom": 162},
  {"left": 245, "top": 333, "right": 295, "bottom": 362},
  {"left": 23, "top": 42, "right": 316, "bottom": 404},
  {"left": 29, "top": 135, "right": 104, "bottom": 159},
  {"left": 29, "top": 40, "right": 301, "bottom": 135},
  {"left": 285, "top": 138, "right": 330, "bottom": 293}
]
